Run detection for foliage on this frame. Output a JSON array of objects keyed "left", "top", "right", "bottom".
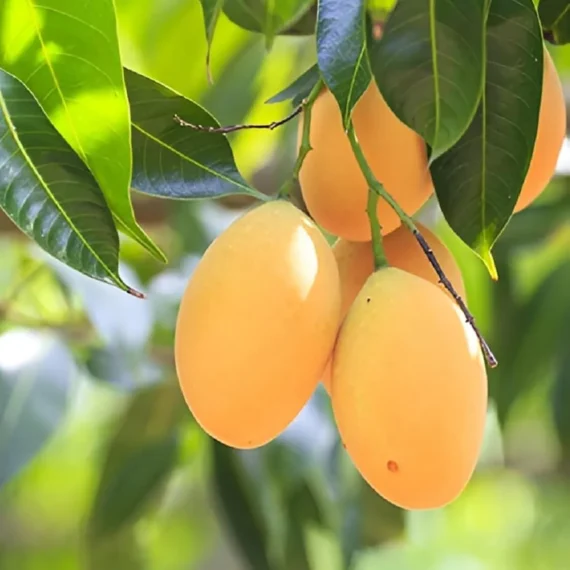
[{"left": 0, "top": 0, "right": 569, "bottom": 569}]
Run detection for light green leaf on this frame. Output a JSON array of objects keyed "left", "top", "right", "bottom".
[
  {"left": 0, "top": 0, "right": 165, "bottom": 262},
  {"left": 199, "top": 0, "right": 226, "bottom": 79}
]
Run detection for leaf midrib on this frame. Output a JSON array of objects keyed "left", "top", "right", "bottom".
[
  {"left": 26, "top": 0, "right": 87, "bottom": 164},
  {"left": 429, "top": 0, "right": 441, "bottom": 151},
  {"left": 343, "top": 43, "right": 367, "bottom": 126},
  {"left": 480, "top": 2, "right": 488, "bottom": 252}
]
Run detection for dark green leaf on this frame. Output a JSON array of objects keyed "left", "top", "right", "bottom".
[
  {"left": 284, "top": 480, "right": 327, "bottom": 570},
  {"left": 125, "top": 69, "right": 259, "bottom": 200},
  {"left": 87, "top": 382, "right": 183, "bottom": 538},
  {"left": 492, "top": 261, "right": 570, "bottom": 423},
  {"left": 0, "top": 0, "right": 164, "bottom": 262},
  {"left": 205, "top": 38, "right": 266, "bottom": 123},
  {"left": 368, "top": 0, "right": 485, "bottom": 158},
  {"left": 0, "top": 70, "right": 130, "bottom": 291},
  {"left": 552, "top": 318, "right": 570, "bottom": 460},
  {"left": 199, "top": 0, "right": 226, "bottom": 77},
  {"left": 266, "top": 64, "right": 321, "bottom": 106},
  {"left": 540, "top": 0, "right": 570, "bottom": 44},
  {"left": 212, "top": 442, "right": 272, "bottom": 570},
  {"left": 0, "top": 330, "right": 75, "bottom": 487},
  {"left": 316, "top": 0, "right": 371, "bottom": 127},
  {"left": 223, "top": 0, "right": 315, "bottom": 45},
  {"left": 87, "top": 528, "right": 146, "bottom": 570},
  {"left": 282, "top": 3, "right": 318, "bottom": 34},
  {"left": 431, "top": 0, "right": 543, "bottom": 275}
]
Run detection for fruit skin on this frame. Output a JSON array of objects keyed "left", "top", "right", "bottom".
[
  {"left": 331, "top": 268, "right": 487, "bottom": 510},
  {"left": 515, "top": 49, "right": 566, "bottom": 212},
  {"left": 175, "top": 200, "right": 340, "bottom": 449},
  {"left": 298, "top": 81, "right": 433, "bottom": 241},
  {"left": 321, "top": 223, "right": 466, "bottom": 392}
]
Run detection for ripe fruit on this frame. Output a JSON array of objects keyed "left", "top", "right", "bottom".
[
  {"left": 321, "top": 223, "right": 466, "bottom": 392},
  {"left": 515, "top": 49, "right": 566, "bottom": 212},
  {"left": 331, "top": 268, "right": 487, "bottom": 510},
  {"left": 298, "top": 82, "right": 433, "bottom": 241},
  {"left": 175, "top": 200, "right": 340, "bottom": 449}
]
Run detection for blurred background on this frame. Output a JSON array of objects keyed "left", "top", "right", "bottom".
[{"left": 1, "top": 1, "right": 570, "bottom": 569}]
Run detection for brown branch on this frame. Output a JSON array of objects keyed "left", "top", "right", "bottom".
[
  {"left": 173, "top": 104, "right": 303, "bottom": 135},
  {"left": 413, "top": 229, "right": 498, "bottom": 368}
]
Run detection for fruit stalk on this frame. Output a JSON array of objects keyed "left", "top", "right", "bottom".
[
  {"left": 365, "top": 185, "right": 388, "bottom": 270},
  {"left": 346, "top": 124, "right": 498, "bottom": 368}
]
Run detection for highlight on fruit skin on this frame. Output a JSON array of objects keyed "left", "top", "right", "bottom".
[
  {"left": 321, "top": 223, "right": 466, "bottom": 392},
  {"left": 298, "top": 81, "right": 433, "bottom": 242},
  {"left": 174, "top": 200, "right": 341, "bottom": 449},
  {"left": 515, "top": 48, "right": 566, "bottom": 212},
  {"left": 331, "top": 267, "right": 488, "bottom": 510}
]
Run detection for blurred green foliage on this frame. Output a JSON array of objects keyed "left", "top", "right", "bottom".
[{"left": 0, "top": 1, "right": 570, "bottom": 569}]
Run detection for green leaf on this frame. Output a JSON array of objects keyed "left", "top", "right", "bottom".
[
  {"left": 305, "top": 525, "right": 344, "bottom": 570},
  {"left": 367, "top": 0, "right": 398, "bottom": 17},
  {"left": 430, "top": 0, "right": 543, "bottom": 273},
  {"left": 266, "top": 64, "right": 321, "bottom": 106},
  {"left": 87, "top": 528, "right": 147, "bottom": 570},
  {"left": 493, "top": 261, "right": 570, "bottom": 423},
  {"left": 0, "top": 0, "right": 164, "bottom": 262},
  {"left": 552, "top": 318, "right": 570, "bottom": 460},
  {"left": 367, "top": 0, "right": 486, "bottom": 159},
  {"left": 125, "top": 69, "right": 261, "bottom": 200},
  {"left": 223, "top": 0, "right": 315, "bottom": 45},
  {"left": 0, "top": 329, "right": 75, "bottom": 487},
  {"left": 212, "top": 442, "right": 272, "bottom": 570},
  {"left": 199, "top": 0, "right": 226, "bottom": 78},
  {"left": 316, "top": 0, "right": 371, "bottom": 127},
  {"left": 283, "top": 3, "right": 317, "bottom": 34},
  {"left": 283, "top": 480, "right": 328, "bottom": 570},
  {"left": 0, "top": 70, "right": 131, "bottom": 291},
  {"left": 540, "top": 0, "right": 570, "bottom": 44},
  {"left": 87, "top": 382, "right": 183, "bottom": 538}
]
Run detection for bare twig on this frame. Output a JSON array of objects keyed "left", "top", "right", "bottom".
[
  {"left": 174, "top": 104, "right": 303, "bottom": 135},
  {"left": 413, "top": 230, "right": 498, "bottom": 367},
  {"left": 346, "top": 125, "right": 498, "bottom": 368}
]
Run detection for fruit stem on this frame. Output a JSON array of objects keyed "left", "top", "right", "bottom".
[
  {"left": 365, "top": 186, "right": 388, "bottom": 270},
  {"left": 278, "top": 79, "right": 324, "bottom": 199},
  {"left": 347, "top": 124, "right": 498, "bottom": 368}
]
